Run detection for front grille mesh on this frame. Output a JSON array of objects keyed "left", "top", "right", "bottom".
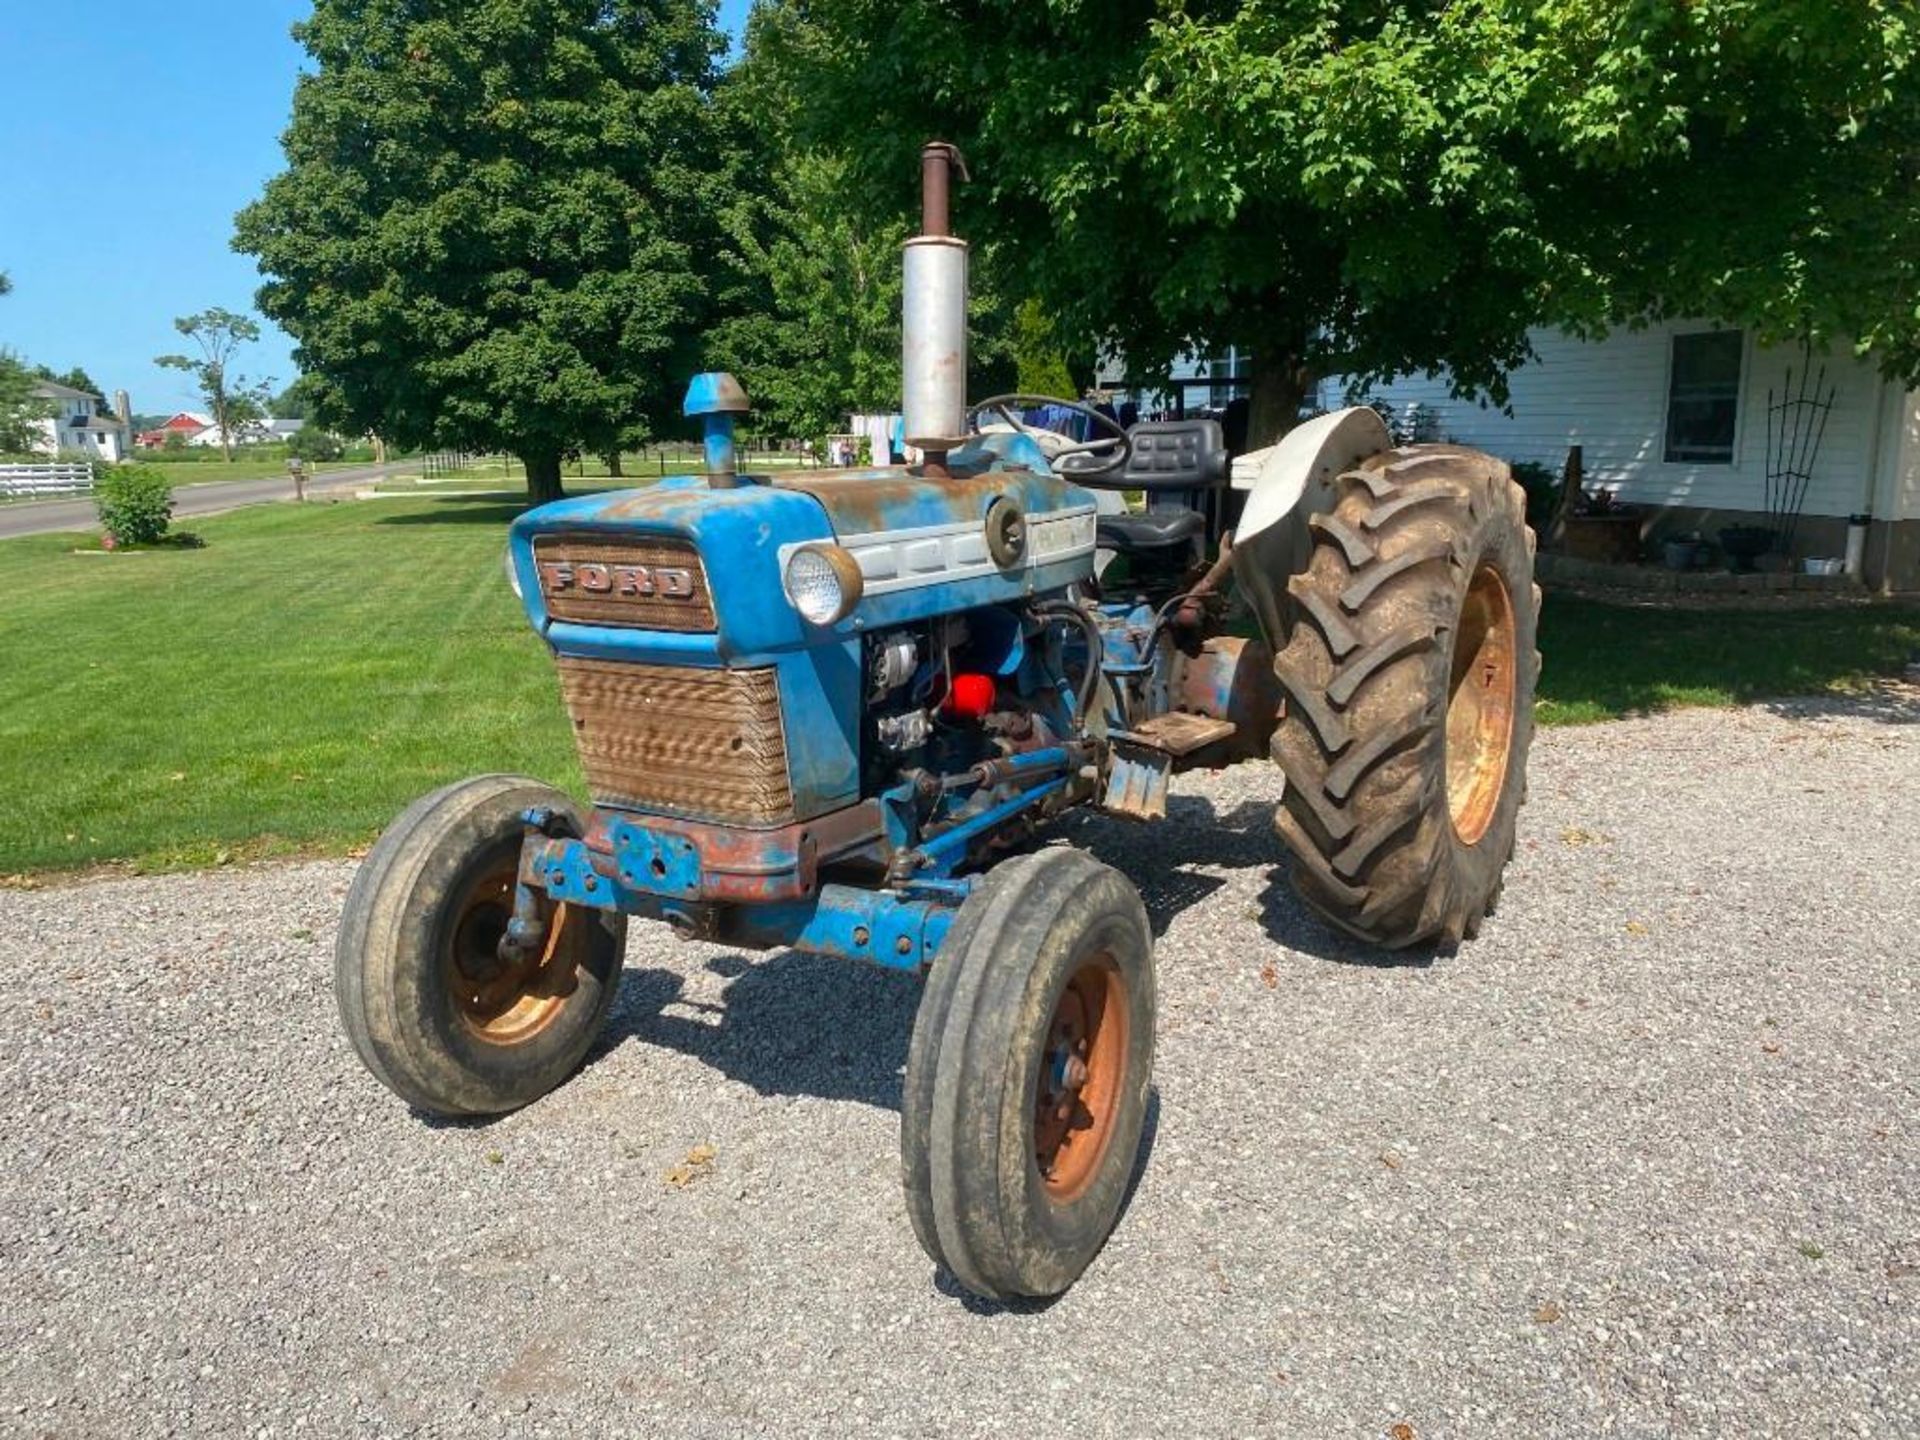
[{"left": 555, "top": 658, "right": 794, "bottom": 826}]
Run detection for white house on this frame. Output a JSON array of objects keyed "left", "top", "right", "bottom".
[
  {"left": 1342, "top": 322, "right": 1920, "bottom": 593},
  {"left": 29, "top": 380, "right": 130, "bottom": 463},
  {"left": 184, "top": 415, "right": 304, "bottom": 448}
]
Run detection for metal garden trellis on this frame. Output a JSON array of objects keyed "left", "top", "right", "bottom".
[{"left": 1763, "top": 344, "right": 1837, "bottom": 558}]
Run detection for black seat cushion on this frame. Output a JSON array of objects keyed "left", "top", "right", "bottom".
[
  {"left": 1096, "top": 509, "right": 1206, "bottom": 551},
  {"left": 1058, "top": 418, "right": 1229, "bottom": 492}
]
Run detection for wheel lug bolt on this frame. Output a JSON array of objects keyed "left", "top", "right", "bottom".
[{"left": 1063, "top": 1056, "right": 1088, "bottom": 1089}]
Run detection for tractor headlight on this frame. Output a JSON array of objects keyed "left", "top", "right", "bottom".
[{"left": 783, "top": 543, "right": 864, "bottom": 626}]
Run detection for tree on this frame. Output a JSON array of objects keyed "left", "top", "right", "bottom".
[
  {"left": 773, "top": 1, "right": 1920, "bottom": 446},
  {"left": 708, "top": 148, "right": 912, "bottom": 442},
  {"left": 706, "top": 7, "right": 1019, "bottom": 445},
  {"left": 0, "top": 351, "right": 48, "bottom": 455},
  {"left": 33, "top": 364, "right": 107, "bottom": 399},
  {"left": 1012, "top": 300, "right": 1079, "bottom": 400},
  {"left": 271, "top": 375, "right": 322, "bottom": 420},
  {"left": 156, "top": 308, "right": 274, "bottom": 461},
  {"left": 236, "top": 0, "right": 734, "bottom": 503},
  {"left": 0, "top": 279, "right": 50, "bottom": 455},
  {"left": 285, "top": 425, "right": 345, "bottom": 463}
]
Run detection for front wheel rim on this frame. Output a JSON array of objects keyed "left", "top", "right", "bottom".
[
  {"left": 1034, "top": 956, "right": 1130, "bottom": 1202},
  {"left": 443, "top": 861, "right": 574, "bottom": 1045},
  {"left": 1445, "top": 563, "right": 1518, "bottom": 845}
]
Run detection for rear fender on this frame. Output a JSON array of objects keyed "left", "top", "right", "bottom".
[{"left": 1228, "top": 406, "right": 1390, "bottom": 650}]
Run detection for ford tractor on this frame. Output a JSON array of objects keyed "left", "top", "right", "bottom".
[{"left": 336, "top": 143, "right": 1539, "bottom": 1301}]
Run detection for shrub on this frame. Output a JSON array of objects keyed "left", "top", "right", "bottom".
[
  {"left": 162, "top": 430, "right": 187, "bottom": 452},
  {"left": 285, "top": 426, "right": 345, "bottom": 463},
  {"left": 1511, "top": 460, "right": 1563, "bottom": 532},
  {"left": 94, "top": 463, "right": 175, "bottom": 545}
]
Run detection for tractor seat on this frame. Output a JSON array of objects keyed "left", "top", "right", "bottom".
[{"left": 1096, "top": 509, "right": 1206, "bottom": 552}]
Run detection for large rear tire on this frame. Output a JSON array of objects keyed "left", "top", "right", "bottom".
[{"left": 1270, "top": 445, "right": 1539, "bottom": 948}]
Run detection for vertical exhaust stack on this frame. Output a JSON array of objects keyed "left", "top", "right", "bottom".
[{"left": 902, "top": 142, "right": 970, "bottom": 469}]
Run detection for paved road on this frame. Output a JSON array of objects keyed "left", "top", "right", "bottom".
[
  {"left": 1, "top": 696, "right": 1915, "bottom": 1437},
  {"left": 0, "top": 461, "right": 415, "bottom": 540}
]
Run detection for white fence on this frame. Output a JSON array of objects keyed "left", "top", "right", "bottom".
[{"left": 0, "top": 462, "right": 95, "bottom": 497}]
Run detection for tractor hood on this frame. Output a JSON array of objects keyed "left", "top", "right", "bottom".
[{"left": 507, "top": 448, "right": 1098, "bottom": 662}]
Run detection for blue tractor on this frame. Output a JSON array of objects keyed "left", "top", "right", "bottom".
[{"left": 336, "top": 144, "right": 1538, "bottom": 1300}]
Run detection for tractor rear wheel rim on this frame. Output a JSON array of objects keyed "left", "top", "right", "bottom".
[
  {"left": 444, "top": 861, "right": 571, "bottom": 1045},
  {"left": 1445, "top": 563, "right": 1518, "bottom": 846},
  {"left": 1034, "top": 956, "right": 1129, "bottom": 1203}
]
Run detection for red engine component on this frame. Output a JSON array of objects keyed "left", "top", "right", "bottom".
[{"left": 942, "top": 672, "right": 997, "bottom": 721}]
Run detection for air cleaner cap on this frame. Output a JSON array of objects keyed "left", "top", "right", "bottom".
[{"left": 683, "top": 372, "right": 750, "bottom": 417}]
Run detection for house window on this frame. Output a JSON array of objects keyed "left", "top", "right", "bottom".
[{"left": 1664, "top": 330, "right": 1743, "bottom": 464}]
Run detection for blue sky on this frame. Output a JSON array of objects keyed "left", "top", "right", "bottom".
[{"left": 0, "top": 0, "right": 754, "bottom": 418}]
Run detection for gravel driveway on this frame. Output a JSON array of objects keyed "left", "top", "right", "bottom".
[{"left": 3, "top": 697, "right": 1915, "bottom": 1438}]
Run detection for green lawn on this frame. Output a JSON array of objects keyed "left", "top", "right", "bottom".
[
  {"left": 1535, "top": 595, "right": 1920, "bottom": 724},
  {"left": 0, "top": 495, "right": 580, "bottom": 874},
  {"left": 1, "top": 493, "right": 1915, "bottom": 874}
]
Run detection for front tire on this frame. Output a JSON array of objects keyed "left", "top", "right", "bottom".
[
  {"left": 1270, "top": 445, "right": 1540, "bottom": 948},
  {"left": 335, "top": 775, "right": 626, "bottom": 1116},
  {"left": 902, "top": 850, "right": 1156, "bottom": 1300}
]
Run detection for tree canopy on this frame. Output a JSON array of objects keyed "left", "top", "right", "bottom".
[
  {"left": 34, "top": 363, "right": 107, "bottom": 399},
  {"left": 271, "top": 375, "right": 321, "bottom": 421},
  {"left": 705, "top": 7, "right": 1025, "bottom": 445},
  {"left": 771, "top": 0, "right": 1920, "bottom": 444},
  {"left": 0, "top": 277, "right": 49, "bottom": 455},
  {"left": 236, "top": 0, "right": 737, "bottom": 501}
]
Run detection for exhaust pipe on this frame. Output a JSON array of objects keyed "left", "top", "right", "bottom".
[{"left": 902, "top": 142, "right": 970, "bottom": 466}]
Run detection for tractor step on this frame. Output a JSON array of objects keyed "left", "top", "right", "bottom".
[
  {"left": 1099, "top": 714, "right": 1236, "bottom": 820},
  {"left": 1129, "top": 712, "right": 1236, "bottom": 757},
  {"left": 1100, "top": 740, "right": 1171, "bottom": 820}
]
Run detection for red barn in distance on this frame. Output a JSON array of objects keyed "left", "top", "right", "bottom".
[{"left": 136, "top": 412, "right": 215, "bottom": 448}]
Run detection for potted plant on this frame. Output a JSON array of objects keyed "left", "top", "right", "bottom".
[
  {"left": 1717, "top": 524, "right": 1776, "bottom": 573},
  {"left": 1661, "top": 531, "right": 1703, "bottom": 571},
  {"left": 1562, "top": 487, "right": 1644, "bottom": 564}
]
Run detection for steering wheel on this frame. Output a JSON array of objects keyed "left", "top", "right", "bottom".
[{"left": 967, "top": 393, "right": 1132, "bottom": 481}]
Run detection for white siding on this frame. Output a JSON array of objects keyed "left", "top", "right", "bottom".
[
  {"left": 1336, "top": 322, "right": 1905, "bottom": 520},
  {"left": 1891, "top": 392, "right": 1920, "bottom": 521}
]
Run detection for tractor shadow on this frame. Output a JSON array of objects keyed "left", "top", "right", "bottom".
[
  {"left": 373, "top": 498, "right": 532, "bottom": 526},
  {"left": 583, "top": 794, "right": 1438, "bottom": 1117},
  {"left": 1059, "top": 794, "right": 1440, "bottom": 970},
  {"left": 585, "top": 953, "right": 1162, "bottom": 1313},
  {"left": 592, "top": 950, "right": 920, "bottom": 1112},
  {"left": 581, "top": 786, "right": 1435, "bottom": 1118}
]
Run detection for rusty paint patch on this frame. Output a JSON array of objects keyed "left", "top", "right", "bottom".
[
  {"left": 773, "top": 466, "right": 1062, "bottom": 540},
  {"left": 579, "top": 799, "right": 885, "bottom": 904},
  {"left": 556, "top": 659, "right": 793, "bottom": 826},
  {"left": 1035, "top": 954, "right": 1130, "bottom": 1201},
  {"left": 1446, "top": 564, "right": 1518, "bottom": 845},
  {"left": 1169, "top": 635, "right": 1282, "bottom": 765}
]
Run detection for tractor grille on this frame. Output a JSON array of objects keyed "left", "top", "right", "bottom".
[
  {"left": 555, "top": 658, "right": 794, "bottom": 825},
  {"left": 533, "top": 535, "right": 715, "bottom": 631}
]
